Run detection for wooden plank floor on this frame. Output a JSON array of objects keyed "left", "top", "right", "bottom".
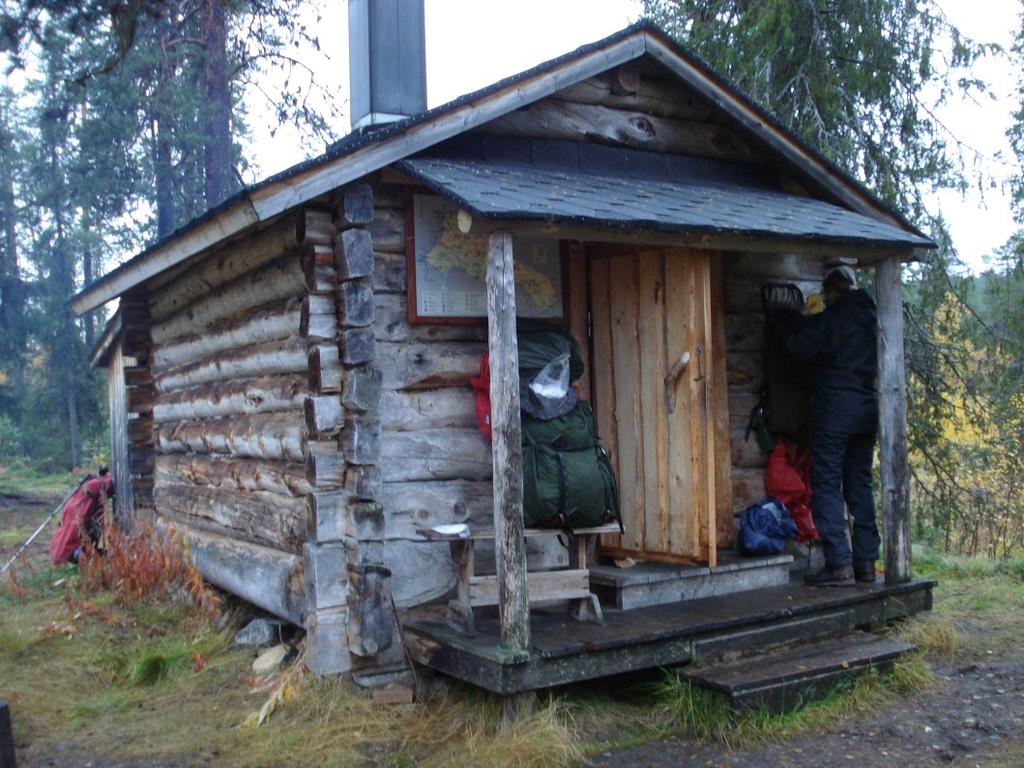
[{"left": 403, "top": 579, "right": 935, "bottom": 694}]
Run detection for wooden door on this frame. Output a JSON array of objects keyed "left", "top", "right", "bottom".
[{"left": 589, "top": 247, "right": 720, "bottom": 565}]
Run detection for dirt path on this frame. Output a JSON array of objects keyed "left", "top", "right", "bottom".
[{"left": 589, "top": 654, "right": 1024, "bottom": 768}]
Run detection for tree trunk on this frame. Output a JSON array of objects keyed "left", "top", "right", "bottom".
[
  {"left": 202, "top": 0, "right": 232, "bottom": 208},
  {"left": 153, "top": 114, "right": 175, "bottom": 239},
  {"left": 0, "top": 98, "right": 24, "bottom": 392}
]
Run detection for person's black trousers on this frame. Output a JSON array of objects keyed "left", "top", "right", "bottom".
[{"left": 809, "top": 429, "right": 879, "bottom": 568}]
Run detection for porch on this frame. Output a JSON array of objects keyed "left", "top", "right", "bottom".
[{"left": 404, "top": 574, "right": 935, "bottom": 695}]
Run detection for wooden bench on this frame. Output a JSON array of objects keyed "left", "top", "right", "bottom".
[{"left": 418, "top": 523, "right": 620, "bottom": 636}]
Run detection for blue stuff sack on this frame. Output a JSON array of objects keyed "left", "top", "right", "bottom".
[{"left": 739, "top": 497, "right": 799, "bottom": 555}]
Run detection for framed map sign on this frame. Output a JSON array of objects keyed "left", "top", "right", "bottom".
[{"left": 406, "top": 192, "right": 566, "bottom": 323}]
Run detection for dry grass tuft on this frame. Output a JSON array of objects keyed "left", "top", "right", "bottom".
[{"left": 895, "top": 615, "right": 966, "bottom": 659}]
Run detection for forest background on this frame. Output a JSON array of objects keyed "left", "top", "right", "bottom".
[{"left": 0, "top": 0, "right": 1021, "bottom": 560}]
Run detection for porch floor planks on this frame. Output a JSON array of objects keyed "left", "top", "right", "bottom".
[{"left": 404, "top": 578, "right": 935, "bottom": 694}]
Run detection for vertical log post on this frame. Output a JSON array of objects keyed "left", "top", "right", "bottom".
[
  {"left": 486, "top": 229, "right": 531, "bottom": 652},
  {"left": 876, "top": 255, "right": 911, "bottom": 584}
]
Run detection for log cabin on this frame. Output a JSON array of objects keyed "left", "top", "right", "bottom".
[{"left": 78, "top": 4, "right": 934, "bottom": 693}]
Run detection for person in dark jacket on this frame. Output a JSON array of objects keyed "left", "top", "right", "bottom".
[{"left": 780, "top": 266, "right": 879, "bottom": 586}]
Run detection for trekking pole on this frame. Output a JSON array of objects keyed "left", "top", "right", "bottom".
[{"left": 0, "top": 487, "right": 77, "bottom": 576}]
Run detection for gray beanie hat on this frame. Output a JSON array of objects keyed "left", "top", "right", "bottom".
[{"left": 823, "top": 264, "right": 857, "bottom": 290}]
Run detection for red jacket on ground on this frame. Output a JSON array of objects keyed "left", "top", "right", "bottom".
[{"left": 49, "top": 475, "right": 112, "bottom": 565}]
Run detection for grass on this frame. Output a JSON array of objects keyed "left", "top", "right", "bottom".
[
  {"left": 654, "top": 656, "right": 934, "bottom": 749},
  {"left": 0, "top": 461, "right": 80, "bottom": 497},
  {"left": 2, "top": 545, "right": 1022, "bottom": 767}
]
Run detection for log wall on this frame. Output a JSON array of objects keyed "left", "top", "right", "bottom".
[
  {"left": 144, "top": 209, "right": 360, "bottom": 672},
  {"left": 476, "top": 62, "right": 760, "bottom": 165},
  {"left": 720, "top": 252, "right": 825, "bottom": 532},
  {"left": 368, "top": 184, "right": 573, "bottom": 597}
]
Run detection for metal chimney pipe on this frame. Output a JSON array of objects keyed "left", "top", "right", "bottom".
[{"left": 349, "top": 0, "right": 427, "bottom": 131}]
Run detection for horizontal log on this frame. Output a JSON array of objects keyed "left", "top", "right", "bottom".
[
  {"left": 380, "top": 428, "right": 491, "bottom": 482},
  {"left": 370, "top": 182, "right": 404, "bottom": 209},
  {"left": 377, "top": 341, "right": 485, "bottom": 391},
  {"left": 153, "top": 412, "right": 304, "bottom": 461},
  {"left": 338, "top": 278, "right": 374, "bottom": 327},
  {"left": 373, "top": 293, "right": 488, "bottom": 343},
  {"left": 302, "top": 244, "right": 338, "bottom": 293},
  {"left": 339, "top": 328, "right": 376, "bottom": 365},
  {"left": 379, "top": 479, "right": 491, "bottom": 539},
  {"left": 308, "top": 344, "right": 343, "bottom": 393},
  {"left": 336, "top": 182, "right": 374, "bottom": 228},
  {"left": 342, "top": 366, "right": 382, "bottom": 412},
  {"left": 153, "top": 374, "right": 307, "bottom": 424},
  {"left": 149, "top": 215, "right": 303, "bottom": 321},
  {"left": 153, "top": 299, "right": 302, "bottom": 372},
  {"left": 304, "top": 542, "right": 350, "bottom": 611},
  {"left": 155, "top": 338, "right": 308, "bottom": 392},
  {"left": 126, "top": 385, "right": 155, "bottom": 413},
  {"left": 726, "top": 351, "right": 761, "bottom": 393},
  {"left": 369, "top": 207, "right": 404, "bottom": 254},
  {"left": 300, "top": 208, "right": 337, "bottom": 246},
  {"left": 151, "top": 255, "right": 305, "bottom": 345},
  {"left": 335, "top": 228, "right": 374, "bottom": 279},
  {"left": 301, "top": 294, "right": 338, "bottom": 340},
  {"left": 306, "top": 441, "right": 347, "bottom": 488},
  {"left": 305, "top": 395, "right": 344, "bottom": 438},
  {"left": 724, "top": 310, "right": 764, "bottom": 353},
  {"left": 308, "top": 492, "right": 384, "bottom": 543},
  {"left": 346, "top": 465, "right": 382, "bottom": 501},
  {"left": 481, "top": 99, "right": 759, "bottom": 162},
  {"left": 384, "top": 540, "right": 455, "bottom": 608},
  {"left": 124, "top": 367, "right": 154, "bottom": 387},
  {"left": 731, "top": 467, "right": 766, "bottom": 514},
  {"left": 130, "top": 448, "right": 155, "bottom": 476},
  {"left": 167, "top": 522, "right": 306, "bottom": 624},
  {"left": 380, "top": 388, "right": 476, "bottom": 432},
  {"left": 554, "top": 70, "right": 714, "bottom": 121},
  {"left": 154, "top": 453, "right": 313, "bottom": 497},
  {"left": 129, "top": 416, "right": 153, "bottom": 444},
  {"left": 341, "top": 415, "right": 381, "bottom": 465},
  {"left": 731, "top": 427, "right": 769, "bottom": 469},
  {"left": 727, "top": 252, "right": 824, "bottom": 281},
  {"left": 371, "top": 250, "right": 406, "bottom": 294},
  {"left": 728, "top": 390, "right": 760, "bottom": 431},
  {"left": 155, "top": 482, "right": 307, "bottom": 553}
]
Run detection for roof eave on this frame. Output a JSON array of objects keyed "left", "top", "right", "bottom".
[{"left": 71, "top": 199, "right": 260, "bottom": 316}]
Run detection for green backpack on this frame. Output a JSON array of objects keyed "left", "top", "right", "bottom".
[{"left": 521, "top": 400, "right": 620, "bottom": 530}]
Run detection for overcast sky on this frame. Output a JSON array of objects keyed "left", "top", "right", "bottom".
[{"left": 247, "top": 0, "right": 1021, "bottom": 274}]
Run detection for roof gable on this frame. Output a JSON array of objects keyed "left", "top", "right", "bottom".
[{"left": 72, "top": 21, "right": 931, "bottom": 316}]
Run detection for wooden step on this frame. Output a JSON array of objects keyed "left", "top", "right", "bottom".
[
  {"left": 677, "top": 632, "right": 916, "bottom": 714},
  {"left": 590, "top": 551, "right": 793, "bottom": 610}
]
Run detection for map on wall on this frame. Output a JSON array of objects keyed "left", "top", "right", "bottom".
[{"left": 411, "top": 194, "right": 564, "bottom": 320}]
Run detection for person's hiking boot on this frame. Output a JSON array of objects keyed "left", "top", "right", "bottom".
[
  {"left": 803, "top": 564, "right": 855, "bottom": 587},
  {"left": 854, "top": 561, "right": 877, "bottom": 584}
]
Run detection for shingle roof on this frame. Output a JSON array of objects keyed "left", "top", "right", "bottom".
[{"left": 397, "top": 157, "right": 933, "bottom": 249}]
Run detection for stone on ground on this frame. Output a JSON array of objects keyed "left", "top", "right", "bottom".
[{"left": 234, "top": 617, "right": 285, "bottom": 648}]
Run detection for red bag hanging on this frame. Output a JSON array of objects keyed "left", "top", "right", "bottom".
[
  {"left": 469, "top": 353, "right": 492, "bottom": 441},
  {"left": 764, "top": 438, "right": 819, "bottom": 543}
]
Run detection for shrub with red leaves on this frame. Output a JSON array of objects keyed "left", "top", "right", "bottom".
[{"left": 78, "top": 521, "right": 221, "bottom": 619}]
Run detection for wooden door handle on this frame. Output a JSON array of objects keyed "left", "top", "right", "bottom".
[{"left": 664, "top": 351, "right": 690, "bottom": 414}]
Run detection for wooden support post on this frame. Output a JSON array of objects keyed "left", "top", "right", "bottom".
[
  {"left": 876, "top": 256, "right": 912, "bottom": 584},
  {"left": 486, "top": 230, "right": 531, "bottom": 652}
]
